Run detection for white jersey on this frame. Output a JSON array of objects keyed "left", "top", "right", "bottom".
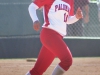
[{"left": 28, "top": 0, "right": 78, "bottom": 36}]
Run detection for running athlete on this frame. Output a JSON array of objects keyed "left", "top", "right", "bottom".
[{"left": 26, "top": 0, "right": 83, "bottom": 75}]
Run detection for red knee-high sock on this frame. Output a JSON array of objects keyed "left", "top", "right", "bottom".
[{"left": 30, "top": 46, "right": 55, "bottom": 75}]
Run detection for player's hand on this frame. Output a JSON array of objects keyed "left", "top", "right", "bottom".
[
  {"left": 75, "top": 7, "right": 83, "bottom": 19},
  {"left": 33, "top": 20, "right": 40, "bottom": 31}
]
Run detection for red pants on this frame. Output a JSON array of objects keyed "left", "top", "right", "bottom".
[{"left": 30, "top": 28, "right": 73, "bottom": 75}]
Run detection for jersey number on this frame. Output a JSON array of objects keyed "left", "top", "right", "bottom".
[{"left": 64, "top": 13, "right": 68, "bottom": 22}]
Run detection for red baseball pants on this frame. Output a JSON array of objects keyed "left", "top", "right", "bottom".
[{"left": 30, "top": 28, "right": 73, "bottom": 75}]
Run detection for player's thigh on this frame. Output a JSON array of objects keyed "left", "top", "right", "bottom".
[{"left": 40, "top": 28, "right": 72, "bottom": 59}]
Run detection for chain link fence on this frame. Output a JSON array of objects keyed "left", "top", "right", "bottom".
[
  {"left": 0, "top": 0, "right": 100, "bottom": 37},
  {"left": 67, "top": 0, "right": 100, "bottom": 37},
  {"left": 0, "top": 0, "right": 43, "bottom": 37}
]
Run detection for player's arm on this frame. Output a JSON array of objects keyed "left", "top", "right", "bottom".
[
  {"left": 67, "top": 7, "right": 83, "bottom": 24},
  {"left": 28, "top": 0, "right": 47, "bottom": 31},
  {"left": 28, "top": 3, "right": 39, "bottom": 23},
  {"left": 28, "top": 3, "right": 40, "bottom": 31}
]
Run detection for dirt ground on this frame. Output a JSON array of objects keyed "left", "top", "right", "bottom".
[{"left": 0, "top": 57, "right": 100, "bottom": 75}]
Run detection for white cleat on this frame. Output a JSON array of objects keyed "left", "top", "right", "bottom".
[{"left": 25, "top": 71, "right": 31, "bottom": 75}]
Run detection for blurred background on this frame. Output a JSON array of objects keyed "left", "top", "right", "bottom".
[
  {"left": 0, "top": 0, "right": 43, "bottom": 36},
  {"left": 0, "top": 0, "right": 100, "bottom": 58}
]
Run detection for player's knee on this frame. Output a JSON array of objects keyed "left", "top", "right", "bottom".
[
  {"left": 65, "top": 57, "right": 73, "bottom": 66},
  {"left": 59, "top": 57, "right": 73, "bottom": 71}
]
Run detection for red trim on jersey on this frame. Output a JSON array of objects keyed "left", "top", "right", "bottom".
[
  {"left": 43, "top": 1, "right": 54, "bottom": 27},
  {"left": 33, "top": 0, "right": 54, "bottom": 27},
  {"left": 70, "top": 0, "right": 74, "bottom": 16},
  {"left": 44, "top": 6, "right": 50, "bottom": 27},
  {"left": 33, "top": 0, "right": 48, "bottom": 8}
]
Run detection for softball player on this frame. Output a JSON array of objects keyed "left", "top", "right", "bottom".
[{"left": 26, "top": 0, "right": 83, "bottom": 75}]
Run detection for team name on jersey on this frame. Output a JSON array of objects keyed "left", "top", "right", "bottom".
[{"left": 55, "top": 4, "right": 70, "bottom": 12}]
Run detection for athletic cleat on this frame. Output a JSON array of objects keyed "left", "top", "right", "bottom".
[{"left": 25, "top": 71, "right": 31, "bottom": 75}]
